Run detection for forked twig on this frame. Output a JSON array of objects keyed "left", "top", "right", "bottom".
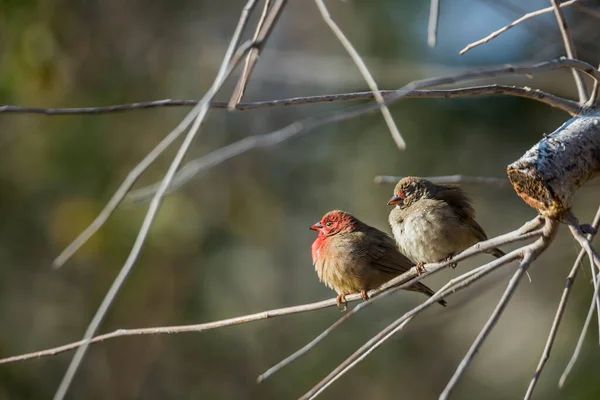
[
  {"left": 439, "top": 218, "right": 557, "bottom": 400},
  {"left": 315, "top": 0, "right": 405, "bottom": 149},
  {"left": 228, "top": 0, "right": 287, "bottom": 108},
  {"left": 460, "top": 0, "right": 580, "bottom": 55},
  {"left": 525, "top": 206, "right": 600, "bottom": 399},
  {"left": 550, "top": 0, "right": 588, "bottom": 103},
  {"left": 258, "top": 218, "right": 544, "bottom": 382}
]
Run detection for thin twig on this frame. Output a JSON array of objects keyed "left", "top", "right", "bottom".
[
  {"left": 525, "top": 206, "right": 600, "bottom": 399},
  {"left": 230, "top": 0, "right": 272, "bottom": 107},
  {"left": 0, "top": 218, "right": 543, "bottom": 366},
  {"left": 128, "top": 58, "right": 600, "bottom": 203},
  {"left": 460, "top": 0, "right": 580, "bottom": 55},
  {"left": 300, "top": 243, "right": 534, "bottom": 400},
  {"left": 439, "top": 218, "right": 558, "bottom": 400},
  {"left": 315, "top": 0, "right": 405, "bottom": 149},
  {"left": 550, "top": 0, "right": 588, "bottom": 103},
  {"left": 374, "top": 174, "right": 600, "bottom": 187},
  {"left": 586, "top": 63, "right": 600, "bottom": 107},
  {"left": 258, "top": 219, "right": 544, "bottom": 382},
  {"left": 0, "top": 85, "right": 582, "bottom": 117},
  {"left": 51, "top": 3, "right": 262, "bottom": 398},
  {"left": 428, "top": 0, "right": 441, "bottom": 47},
  {"left": 228, "top": 0, "right": 287, "bottom": 108}
]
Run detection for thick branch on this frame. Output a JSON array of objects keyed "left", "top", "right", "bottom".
[{"left": 507, "top": 111, "right": 600, "bottom": 217}]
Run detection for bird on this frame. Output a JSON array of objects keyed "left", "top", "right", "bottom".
[
  {"left": 310, "top": 209, "right": 447, "bottom": 310},
  {"left": 388, "top": 177, "right": 505, "bottom": 273}
]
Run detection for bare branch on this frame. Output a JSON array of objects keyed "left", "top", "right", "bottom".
[
  {"left": 0, "top": 218, "right": 543, "bottom": 367},
  {"left": 525, "top": 206, "right": 600, "bottom": 400},
  {"left": 0, "top": 84, "right": 582, "bottom": 117},
  {"left": 301, "top": 243, "right": 535, "bottom": 400},
  {"left": 128, "top": 58, "right": 600, "bottom": 203},
  {"left": 550, "top": 0, "right": 588, "bottom": 103},
  {"left": 315, "top": 0, "right": 404, "bottom": 149},
  {"left": 586, "top": 63, "right": 600, "bottom": 107},
  {"left": 259, "top": 218, "right": 544, "bottom": 383},
  {"left": 228, "top": 0, "right": 287, "bottom": 108},
  {"left": 428, "top": 0, "right": 441, "bottom": 47},
  {"left": 374, "top": 175, "right": 513, "bottom": 186},
  {"left": 460, "top": 0, "right": 580, "bottom": 55},
  {"left": 51, "top": 1, "right": 262, "bottom": 397},
  {"left": 439, "top": 218, "right": 558, "bottom": 400}
]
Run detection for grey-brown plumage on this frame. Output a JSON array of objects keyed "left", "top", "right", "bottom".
[
  {"left": 388, "top": 177, "right": 504, "bottom": 266},
  {"left": 311, "top": 210, "right": 447, "bottom": 309}
]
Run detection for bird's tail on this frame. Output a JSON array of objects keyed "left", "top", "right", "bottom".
[
  {"left": 487, "top": 247, "right": 506, "bottom": 258},
  {"left": 409, "top": 281, "right": 447, "bottom": 307}
]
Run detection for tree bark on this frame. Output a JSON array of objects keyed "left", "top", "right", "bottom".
[{"left": 507, "top": 110, "right": 600, "bottom": 218}]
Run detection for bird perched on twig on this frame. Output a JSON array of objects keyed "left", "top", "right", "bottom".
[
  {"left": 388, "top": 177, "right": 505, "bottom": 273},
  {"left": 310, "top": 210, "right": 447, "bottom": 310}
]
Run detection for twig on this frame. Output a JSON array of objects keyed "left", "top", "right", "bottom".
[
  {"left": 559, "top": 270, "right": 600, "bottom": 388},
  {"left": 524, "top": 206, "right": 600, "bottom": 400},
  {"left": 258, "top": 218, "right": 544, "bottom": 382},
  {"left": 428, "top": 0, "right": 441, "bottom": 47},
  {"left": 574, "top": 2, "right": 600, "bottom": 19},
  {"left": 439, "top": 218, "right": 558, "bottom": 400},
  {"left": 0, "top": 85, "right": 582, "bottom": 117},
  {"left": 0, "top": 218, "right": 544, "bottom": 366},
  {"left": 51, "top": 3, "right": 261, "bottom": 398},
  {"left": 228, "top": 0, "right": 287, "bottom": 108},
  {"left": 230, "top": 0, "right": 272, "bottom": 107},
  {"left": 315, "top": 0, "right": 405, "bottom": 149},
  {"left": 460, "top": 0, "right": 580, "bottom": 55},
  {"left": 300, "top": 243, "right": 533, "bottom": 400},
  {"left": 586, "top": 63, "right": 600, "bottom": 107},
  {"left": 127, "top": 58, "right": 600, "bottom": 202},
  {"left": 550, "top": 0, "right": 588, "bottom": 103},
  {"left": 374, "top": 174, "right": 512, "bottom": 186}
]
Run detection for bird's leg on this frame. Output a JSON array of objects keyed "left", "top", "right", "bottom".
[
  {"left": 336, "top": 294, "right": 348, "bottom": 312},
  {"left": 444, "top": 253, "right": 457, "bottom": 269},
  {"left": 580, "top": 224, "right": 598, "bottom": 235},
  {"left": 360, "top": 290, "right": 370, "bottom": 301},
  {"left": 416, "top": 262, "right": 426, "bottom": 275}
]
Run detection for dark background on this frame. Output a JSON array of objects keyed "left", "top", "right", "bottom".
[{"left": 1, "top": 0, "right": 600, "bottom": 399}]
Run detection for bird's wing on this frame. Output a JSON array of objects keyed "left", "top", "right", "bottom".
[
  {"left": 352, "top": 228, "right": 413, "bottom": 275},
  {"left": 439, "top": 185, "right": 488, "bottom": 241}
]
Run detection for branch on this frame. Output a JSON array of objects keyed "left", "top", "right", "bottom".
[
  {"left": 51, "top": 1, "right": 262, "bottom": 398},
  {"left": 0, "top": 84, "right": 582, "bottom": 116},
  {"left": 0, "top": 218, "right": 544, "bottom": 367},
  {"left": 257, "top": 217, "right": 544, "bottom": 383},
  {"left": 460, "top": 0, "right": 580, "bottom": 55},
  {"left": 524, "top": 205, "right": 600, "bottom": 400},
  {"left": 129, "top": 58, "right": 599, "bottom": 203},
  {"left": 550, "top": 0, "right": 588, "bottom": 103},
  {"left": 300, "top": 240, "right": 540, "bottom": 400},
  {"left": 428, "top": 0, "right": 441, "bottom": 47},
  {"left": 374, "top": 175, "right": 513, "bottom": 187},
  {"left": 439, "top": 218, "right": 558, "bottom": 400},
  {"left": 315, "top": 0, "right": 404, "bottom": 149},
  {"left": 228, "top": 0, "right": 287, "bottom": 107}
]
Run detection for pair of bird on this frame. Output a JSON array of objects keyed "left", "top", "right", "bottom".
[{"left": 310, "top": 177, "right": 505, "bottom": 310}]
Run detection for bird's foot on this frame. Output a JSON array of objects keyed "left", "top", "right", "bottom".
[
  {"left": 580, "top": 224, "right": 598, "bottom": 235},
  {"left": 416, "top": 262, "right": 426, "bottom": 275},
  {"left": 444, "top": 254, "right": 457, "bottom": 269},
  {"left": 360, "top": 290, "right": 370, "bottom": 302},
  {"left": 336, "top": 294, "right": 348, "bottom": 312}
]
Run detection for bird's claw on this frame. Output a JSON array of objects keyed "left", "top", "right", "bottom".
[
  {"left": 580, "top": 224, "right": 598, "bottom": 235},
  {"left": 444, "top": 254, "right": 457, "bottom": 269},
  {"left": 360, "top": 290, "right": 370, "bottom": 302},
  {"left": 416, "top": 262, "right": 425, "bottom": 275},
  {"left": 336, "top": 294, "right": 348, "bottom": 312}
]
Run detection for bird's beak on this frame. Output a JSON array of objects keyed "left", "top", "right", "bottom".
[
  {"left": 309, "top": 221, "right": 323, "bottom": 231},
  {"left": 388, "top": 195, "right": 403, "bottom": 206}
]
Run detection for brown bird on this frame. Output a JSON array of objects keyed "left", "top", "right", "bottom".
[
  {"left": 310, "top": 210, "right": 447, "bottom": 310},
  {"left": 388, "top": 177, "right": 505, "bottom": 272}
]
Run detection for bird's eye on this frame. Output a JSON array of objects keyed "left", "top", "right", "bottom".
[
  {"left": 397, "top": 191, "right": 407, "bottom": 199},
  {"left": 326, "top": 221, "right": 333, "bottom": 227}
]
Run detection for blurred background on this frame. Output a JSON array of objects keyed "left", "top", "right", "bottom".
[{"left": 1, "top": 0, "right": 600, "bottom": 398}]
